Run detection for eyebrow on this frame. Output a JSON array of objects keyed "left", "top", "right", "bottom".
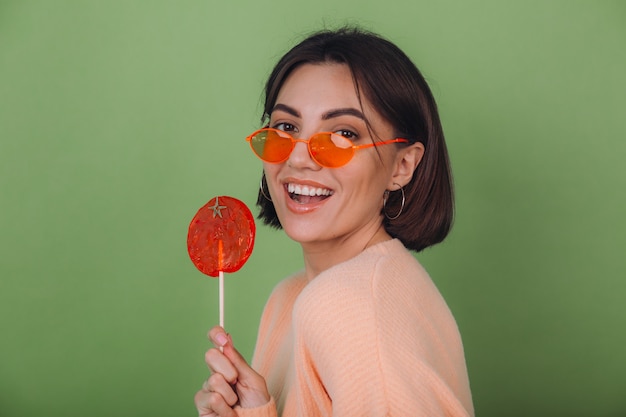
[{"left": 271, "top": 103, "right": 366, "bottom": 121}]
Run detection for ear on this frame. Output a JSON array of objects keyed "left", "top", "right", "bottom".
[{"left": 388, "top": 142, "right": 424, "bottom": 189}]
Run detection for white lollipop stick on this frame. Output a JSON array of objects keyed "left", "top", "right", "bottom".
[
  {"left": 219, "top": 270, "right": 224, "bottom": 329},
  {"left": 218, "top": 239, "right": 225, "bottom": 329},
  {"left": 218, "top": 240, "right": 225, "bottom": 352}
]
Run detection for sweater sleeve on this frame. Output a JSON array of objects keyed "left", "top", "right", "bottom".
[
  {"left": 290, "top": 244, "right": 474, "bottom": 416},
  {"left": 231, "top": 275, "right": 305, "bottom": 417},
  {"left": 247, "top": 273, "right": 308, "bottom": 415}
]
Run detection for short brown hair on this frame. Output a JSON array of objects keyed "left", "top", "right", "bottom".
[{"left": 256, "top": 27, "right": 453, "bottom": 252}]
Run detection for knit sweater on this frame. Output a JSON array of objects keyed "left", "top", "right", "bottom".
[{"left": 236, "top": 239, "right": 474, "bottom": 417}]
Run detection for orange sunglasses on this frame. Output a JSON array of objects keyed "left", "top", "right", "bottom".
[{"left": 246, "top": 128, "right": 408, "bottom": 168}]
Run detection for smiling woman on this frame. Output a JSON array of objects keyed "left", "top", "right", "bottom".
[
  {"left": 194, "top": 27, "right": 473, "bottom": 417},
  {"left": 261, "top": 62, "right": 415, "bottom": 257}
]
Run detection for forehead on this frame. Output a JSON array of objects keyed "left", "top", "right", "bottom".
[
  {"left": 272, "top": 62, "right": 394, "bottom": 138},
  {"left": 275, "top": 63, "right": 361, "bottom": 112}
]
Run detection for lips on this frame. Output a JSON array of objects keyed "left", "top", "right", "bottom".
[{"left": 286, "top": 183, "right": 333, "bottom": 204}]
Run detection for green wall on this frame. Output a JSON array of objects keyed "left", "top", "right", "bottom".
[{"left": 1, "top": 1, "right": 624, "bottom": 416}]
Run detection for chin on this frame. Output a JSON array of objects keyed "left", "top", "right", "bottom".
[{"left": 279, "top": 218, "right": 325, "bottom": 245}]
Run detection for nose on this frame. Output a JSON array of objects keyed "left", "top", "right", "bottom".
[{"left": 287, "top": 138, "right": 321, "bottom": 169}]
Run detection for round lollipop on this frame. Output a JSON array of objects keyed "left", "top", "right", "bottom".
[{"left": 187, "top": 196, "right": 255, "bottom": 329}]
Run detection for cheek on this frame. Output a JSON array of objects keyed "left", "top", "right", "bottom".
[
  {"left": 343, "top": 163, "right": 389, "bottom": 206},
  {"left": 352, "top": 151, "right": 395, "bottom": 185},
  {"left": 263, "top": 164, "right": 282, "bottom": 195}
]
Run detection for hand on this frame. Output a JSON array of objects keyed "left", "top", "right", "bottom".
[{"left": 195, "top": 326, "right": 270, "bottom": 416}]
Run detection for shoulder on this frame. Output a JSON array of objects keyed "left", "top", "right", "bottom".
[
  {"left": 294, "top": 239, "right": 434, "bottom": 312},
  {"left": 292, "top": 239, "right": 460, "bottom": 355},
  {"left": 258, "top": 271, "right": 308, "bottom": 323},
  {"left": 292, "top": 239, "right": 436, "bottom": 335},
  {"left": 269, "top": 271, "right": 309, "bottom": 301}
]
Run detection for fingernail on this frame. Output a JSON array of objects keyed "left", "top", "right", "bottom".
[{"left": 215, "top": 332, "right": 228, "bottom": 347}]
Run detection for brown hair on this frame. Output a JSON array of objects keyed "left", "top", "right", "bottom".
[{"left": 256, "top": 27, "right": 454, "bottom": 252}]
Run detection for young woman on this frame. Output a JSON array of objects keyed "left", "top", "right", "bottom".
[{"left": 195, "top": 27, "right": 474, "bottom": 417}]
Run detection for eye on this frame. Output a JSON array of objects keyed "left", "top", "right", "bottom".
[
  {"left": 273, "top": 122, "right": 298, "bottom": 133},
  {"left": 334, "top": 129, "right": 358, "bottom": 140}
]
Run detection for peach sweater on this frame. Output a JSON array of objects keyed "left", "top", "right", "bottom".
[{"left": 236, "top": 239, "right": 473, "bottom": 417}]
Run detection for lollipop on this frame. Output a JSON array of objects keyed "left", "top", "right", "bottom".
[{"left": 187, "top": 196, "right": 256, "bottom": 329}]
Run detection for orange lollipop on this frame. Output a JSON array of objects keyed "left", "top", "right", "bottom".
[{"left": 187, "top": 196, "right": 256, "bottom": 328}]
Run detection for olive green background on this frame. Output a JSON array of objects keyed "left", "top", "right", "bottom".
[{"left": 1, "top": 1, "right": 625, "bottom": 416}]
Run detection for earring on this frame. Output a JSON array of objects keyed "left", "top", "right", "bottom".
[
  {"left": 383, "top": 183, "right": 405, "bottom": 220},
  {"left": 260, "top": 175, "right": 272, "bottom": 202}
]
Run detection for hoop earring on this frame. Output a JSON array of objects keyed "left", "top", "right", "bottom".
[
  {"left": 383, "top": 183, "right": 405, "bottom": 220},
  {"left": 260, "top": 175, "right": 272, "bottom": 202}
]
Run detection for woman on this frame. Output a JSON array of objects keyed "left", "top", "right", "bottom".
[{"left": 195, "top": 27, "right": 474, "bottom": 417}]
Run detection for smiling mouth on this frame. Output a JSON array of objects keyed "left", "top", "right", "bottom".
[{"left": 286, "top": 183, "right": 334, "bottom": 204}]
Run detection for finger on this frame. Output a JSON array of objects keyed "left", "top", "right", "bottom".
[
  {"left": 208, "top": 326, "right": 229, "bottom": 348},
  {"left": 222, "top": 335, "right": 254, "bottom": 378},
  {"left": 194, "top": 390, "right": 237, "bottom": 417},
  {"left": 223, "top": 336, "right": 268, "bottom": 389},
  {"left": 218, "top": 334, "right": 271, "bottom": 409},
  {"left": 205, "top": 348, "right": 238, "bottom": 385},
  {"left": 205, "top": 373, "right": 238, "bottom": 406}
]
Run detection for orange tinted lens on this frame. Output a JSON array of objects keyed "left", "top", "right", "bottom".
[
  {"left": 309, "top": 133, "right": 354, "bottom": 167},
  {"left": 251, "top": 130, "right": 293, "bottom": 163}
]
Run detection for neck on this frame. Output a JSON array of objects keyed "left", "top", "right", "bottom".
[{"left": 300, "top": 224, "right": 391, "bottom": 280}]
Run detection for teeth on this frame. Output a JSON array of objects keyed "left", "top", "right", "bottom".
[{"left": 287, "top": 183, "right": 333, "bottom": 196}]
